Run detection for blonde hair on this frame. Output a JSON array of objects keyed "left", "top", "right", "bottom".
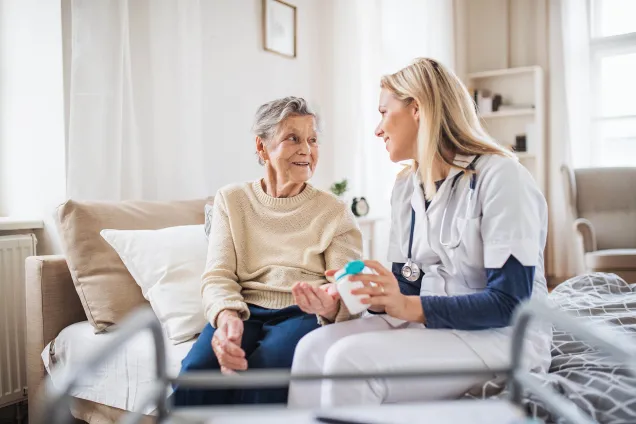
[{"left": 380, "top": 58, "right": 515, "bottom": 199}]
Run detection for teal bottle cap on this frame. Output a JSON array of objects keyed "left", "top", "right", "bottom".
[{"left": 336, "top": 260, "right": 365, "bottom": 281}]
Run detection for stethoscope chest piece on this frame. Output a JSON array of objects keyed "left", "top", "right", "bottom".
[{"left": 401, "top": 258, "right": 421, "bottom": 282}]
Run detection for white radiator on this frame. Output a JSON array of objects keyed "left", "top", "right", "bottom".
[{"left": 0, "top": 234, "right": 36, "bottom": 408}]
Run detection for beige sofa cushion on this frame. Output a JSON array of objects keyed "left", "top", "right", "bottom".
[
  {"left": 56, "top": 199, "right": 207, "bottom": 332},
  {"left": 585, "top": 249, "right": 636, "bottom": 271}
]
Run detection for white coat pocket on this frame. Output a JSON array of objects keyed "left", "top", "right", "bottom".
[{"left": 454, "top": 216, "right": 486, "bottom": 289}]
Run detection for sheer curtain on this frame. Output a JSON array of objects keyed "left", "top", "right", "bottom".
[
  {"left": 547, "top": 0, "right": 591, "bottom": 278},
  {"left": 329, "top": 0, "right": 455, "bottom": 263},
  {"left": 67, "top": 0, "right": 207, "bottom": 201},
  {"left": 560, "top": 0, "right": 593, "bottom": 169}
]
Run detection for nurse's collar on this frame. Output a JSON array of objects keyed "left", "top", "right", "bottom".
[{"left": 447, "top": 154, "right": 478, "bottom": 180}]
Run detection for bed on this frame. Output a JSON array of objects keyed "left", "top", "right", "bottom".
[{"left": 467, "top": 272, "right": 636, "bottom": 423}]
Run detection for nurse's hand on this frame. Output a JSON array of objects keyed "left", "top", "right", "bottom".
[
  {"left": 350, "top": 260, "right": 426, "bottom": 324},
  {"left": 292, "top": 282, "right": 340, "bottom": 322}
]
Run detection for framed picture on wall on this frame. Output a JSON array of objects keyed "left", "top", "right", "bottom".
[{"left": 263, "top": 0, "right": 297, "bottom": 58}]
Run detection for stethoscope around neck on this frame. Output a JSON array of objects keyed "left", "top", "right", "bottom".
[{"left": 401, "top": 156, "right": 480, "bottom": 282}]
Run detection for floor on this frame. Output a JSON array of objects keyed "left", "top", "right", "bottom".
[{"left": 0, "top": 402, "right": 27, "bottom": 424}]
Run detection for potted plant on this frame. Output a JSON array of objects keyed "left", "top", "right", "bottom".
[{"left": 329, "top": 179, "right": 348, "bottom": 198}]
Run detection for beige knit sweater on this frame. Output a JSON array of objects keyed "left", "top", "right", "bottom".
[{"left": 202, "top": 180, "right": 363, "bottom": 327}]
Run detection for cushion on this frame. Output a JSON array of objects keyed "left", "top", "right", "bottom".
[
  {"left": 204, "top": 203, "right": 214, "bottom": 240},
  {"left": 101, "top": 225, "right": 208, "bottom": 343},
  {"left": 586, "top": 249, "right": 636, "bottom": 271},
  {"left": 55, "top": 199, "right": 206, "bottom": 332},
  {"left": 42, "top": 321, "right": 196, "bottom": 414}
]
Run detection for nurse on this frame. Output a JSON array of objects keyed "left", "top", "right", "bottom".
[{"left": 288, "top": 58, "right": 552, "bottom": 408}]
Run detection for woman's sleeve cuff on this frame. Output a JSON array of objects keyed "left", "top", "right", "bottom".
[
  {"left": 420, "top": 296, "right": 445, "bottom": 329},
  {"left": 318, "top": 300, "right": 358, "bottom": 326},
  {"left": 207, "top": 300, "right": 250, "bottom": 328}
]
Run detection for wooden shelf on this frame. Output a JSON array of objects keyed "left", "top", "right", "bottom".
[
  {"left": 479, "top": 109, "right": 535, "bottom": 119},
  {"left": 0, "top": 217, "right": 44, "bottom": 231},
  {"left": 468, "top": 66, "right": 539, "bottom": 79},
  {"left": 356, "top": 216, "right": 382, "bottom": 225},
  {"left": 514, "top": 152, "right": 535, "bottom": 160}
]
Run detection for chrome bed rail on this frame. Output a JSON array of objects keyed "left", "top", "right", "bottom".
[{"left": 37, "top": 300, "right": 636, "bottom": 424}]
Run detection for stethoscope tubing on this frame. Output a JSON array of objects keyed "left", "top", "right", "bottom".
[{"left": 402, "top": 156, "right": 480, "bottom": 280}]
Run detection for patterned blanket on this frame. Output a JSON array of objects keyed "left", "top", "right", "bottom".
[{"left": 467, "top": 273, "right": 636, "bottom": 424}]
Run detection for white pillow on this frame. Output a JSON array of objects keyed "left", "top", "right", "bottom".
[{"left": 100, "top": 225, "right": 208, "bottom": 344}]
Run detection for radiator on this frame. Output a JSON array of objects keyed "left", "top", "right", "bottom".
[{"left": 0, "top": 234, "right": 36, "bottom": 408}]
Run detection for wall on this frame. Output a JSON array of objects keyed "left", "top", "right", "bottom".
[
  {"left": 0, "top": 0, "right": 334, "bottom": 254},
  {"left": 454, "top": 0, "right": 567, "bottom": 279},
  {"left": 326, "top": 0, "right": 456, "bottom": 264},
  {"left": 455, "top": 0, "right": 548, "bottom": 76},
  {"left": 0, "top": 0, "right": 66, "bottom": 254},
  {"left": 1, "top": 0, "right": 454, "bottom": 261},
  {"left": 192, "top": 0, "right": 334, "bottom": 194}
]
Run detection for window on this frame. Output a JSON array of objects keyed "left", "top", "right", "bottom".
[{"left": 589, "top": 0, "right": 636, "bottom": 167}]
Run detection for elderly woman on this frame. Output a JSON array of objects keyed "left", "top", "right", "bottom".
[{"left": 172, "top": 97, "right": 362, "bottom": 407}]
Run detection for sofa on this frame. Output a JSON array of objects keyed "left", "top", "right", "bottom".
[
  {"left": 562, "top": 165, "right": 636, "bottom": 282},
  {"left": 26, "top": 198, "right": 209, "bottom": 423}
]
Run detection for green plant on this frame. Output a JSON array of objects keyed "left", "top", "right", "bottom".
[{"left": 329, "top": 179, "right": 348, "bottom": 197}]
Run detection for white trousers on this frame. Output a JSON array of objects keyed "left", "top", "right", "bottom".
[{"left": 288, "top": 315, "right": 495, "bottom": 408}]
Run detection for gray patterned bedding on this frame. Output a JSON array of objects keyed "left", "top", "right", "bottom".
[{"left": 468, "top": 273, "right": 636, "bottom": 424}]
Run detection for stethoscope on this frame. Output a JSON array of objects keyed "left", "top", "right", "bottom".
[{"left": 401, "top": 156, "right": 480, "bottom": 282}]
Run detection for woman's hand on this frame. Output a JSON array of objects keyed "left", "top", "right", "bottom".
[
  {"left": 292, "top": 282, "right": 340, "bottom": 322},
  {"left": 349, "top": 260, "right": 426, "bottom": 323},
  {"left": 212, "top": 310, "right": 247, "bottom": 374}
]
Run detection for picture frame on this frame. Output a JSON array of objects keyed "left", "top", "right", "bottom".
[{"left": 262, "top": 0, "right": 297, "bottom": 58}]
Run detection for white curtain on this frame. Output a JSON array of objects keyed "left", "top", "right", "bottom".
[
  {"left": 67, "top": 0, "right": 208, "bottom": 201},
  {"left": 329, "top": 0, "right": 455, "bottom": 264},
  {"left": 547, "top": 0, "right": 590, "bottom": 278},
  {"left": 560, "top": 0, "right": 593, "bottom": 169}
]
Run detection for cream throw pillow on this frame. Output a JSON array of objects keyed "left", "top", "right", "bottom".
[
  {"left": 101, "top": 225, "right": 208, "bottom": 344},
  {"left": 55, "top": 199, "right": 206, "bottom": 332}
]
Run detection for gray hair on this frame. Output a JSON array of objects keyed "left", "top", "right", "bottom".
[{"left": 252, "top": 96, "right": 318, "bottom": 165}]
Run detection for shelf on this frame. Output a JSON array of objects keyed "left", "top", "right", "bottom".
[
  {"left": 514, "top": 152, "right": 535, "bottom": 160},
  {"left": 479, "top": 109, "right": 535, "bottom": 119},
  {"left": 0, "top": 217, "right": 44, "bottom": 231},
  {"left": 468, "top": 66, "right": 540, "bottom": 80},
  {"left": 356, "top": 216, "right": 383, "bottom": 224}
]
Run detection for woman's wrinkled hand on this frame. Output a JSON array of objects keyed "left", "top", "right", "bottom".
[
  {"left": 349, "top": 260, "right": 425, "bottom": 323},
  {"left": 212, "top": 310, "right": 247, "bottom": 374},
  {"left": 292, "top": 281, "right": 340, "bottom": 321}
]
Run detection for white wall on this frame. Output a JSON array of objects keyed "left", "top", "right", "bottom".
[
  {"left": 0, "top": 0, "right": 66, "bottom": 254},
  {"left": 1, "top": 0, "right": 456, "bottom": 260},
  {"left": 326, "top": 0, "right": 455, "bottom": 264},
  {"left": 64, "top": 0, "right": 335, "bottom": 201},
  {"left": 0, "top": 0, "right": 334, "bottom": 254},
  {"left": 455, "top": 0, "right": 548, "bottom": 74},
  {"left": 198, "top": 0, "right": 334, "bottom": 193},
  {"left": 454, "top": 0, "right": 570, "bottom": 279}
]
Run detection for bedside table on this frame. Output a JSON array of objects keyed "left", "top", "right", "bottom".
[{"left": 356, "top": 217, "right": 381, "bottom": 259}]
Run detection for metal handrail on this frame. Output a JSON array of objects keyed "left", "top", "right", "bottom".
[
  {"left": 38, "top": 299, "right": 636, "bottom": 424},
  {"left": 170, "top": 366, "right": 511, "bottom": 389}
]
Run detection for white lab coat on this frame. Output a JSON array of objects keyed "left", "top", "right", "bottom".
[
  {"left": 386, "top": 153, "right": 552, "bottom": 371},
  {"left": 288, "top": 153, "right": 553, "bottom": 408}
]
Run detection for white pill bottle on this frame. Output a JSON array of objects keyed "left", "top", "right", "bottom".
[{"left": 334, "top": 260, "right": 375, "bottom": 315}]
